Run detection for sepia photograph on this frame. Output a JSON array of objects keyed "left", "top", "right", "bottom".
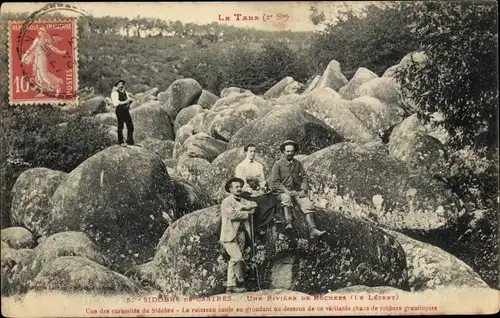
[{"left": 0, "top": 1, "right": 498, "bottom": 316}]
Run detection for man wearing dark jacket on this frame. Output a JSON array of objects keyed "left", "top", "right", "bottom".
[
  {"left": 110, "top": 79, "right": 134, "bottom": 146},
  {"left": 271, "top": 140, "right": 326, "bottom": 239}
]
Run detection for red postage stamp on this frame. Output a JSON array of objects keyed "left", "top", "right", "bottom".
[{"left": 8, "top": 19, "right": 78, "bottom": 105}]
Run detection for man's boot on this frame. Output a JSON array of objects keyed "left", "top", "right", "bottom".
[
  {"left": 282, "top": 206, "right": 293, "bottom": 231},
  {"left": 305, "top": 213, "right": 326, "bottom": 239}
]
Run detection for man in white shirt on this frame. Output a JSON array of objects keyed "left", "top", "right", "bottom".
[
  {"left": 234, "top": 144, "right": 268, "bottom": 196},
  {"left": 110, "top": 79, "right": 135, "bottom": 146},
  {"left": 219, "top": 177, "right": 257, "bottom": 293}
]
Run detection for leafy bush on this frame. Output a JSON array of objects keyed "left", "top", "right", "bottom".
[
  {"left": 0, "top": 105, "right": 114, "bottom": 228},
  {"left": 309, "top": 2, "right": 419, "bottom": 78},
  {"left": 394, "top": 1, "right": 498, "bottom": 151}
]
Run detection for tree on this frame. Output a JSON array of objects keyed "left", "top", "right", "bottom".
[
  {"left": 394, "top": 1, "right": 498, "bottom": 151},
  {"left": 309, "top": 2, "right": 419, "bottom": 77}
]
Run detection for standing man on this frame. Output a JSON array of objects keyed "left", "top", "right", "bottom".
[
  {"left": 219, "top": 177, "right": 258, "bottom": 293},
  {"left": 271, "top": 140, "right": 327, "bottom": 239},
  {"left": 111, "top": 79, "right": 135, "bottom": 146},
  {"left": 235, "top": 144, "right": 268, "bottom": 196}
]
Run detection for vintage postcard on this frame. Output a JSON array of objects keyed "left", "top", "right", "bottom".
[{"left": 0, "top": 1, "right": 498, "bottom": 317}]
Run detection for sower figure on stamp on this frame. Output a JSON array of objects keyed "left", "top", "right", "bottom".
[
  {"left": 111, "top": 79, "right": 135, "bottom": 146},
  {"left": 271, "top": 140, "right": 327, "bottom": 240},
  {"left": 219, "top": 177, "right": 258, "bottom": 293}
]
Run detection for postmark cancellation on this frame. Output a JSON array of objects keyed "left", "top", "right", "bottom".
[{"left": 8, "top": 19, "right": 79, "bottom": 105}]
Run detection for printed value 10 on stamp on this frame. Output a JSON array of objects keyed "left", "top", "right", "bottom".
[{"left": 8, "top": 19, "right": 78, "bottom": 105}]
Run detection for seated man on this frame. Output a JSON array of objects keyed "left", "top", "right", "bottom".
[
  {"left": 219, "top": 177, "right": 257, "bottom": 293},
  {"left": 271, "top": 140, "right": 327, "bottom": 240}
]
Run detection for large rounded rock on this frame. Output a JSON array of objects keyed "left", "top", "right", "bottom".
[
  {"left": 11, "top": 231, "right": 112, "bottom": 294},
  {"left": 200, "top": 147, "right": 274, "bottom": 203},
  {"left": 352, "top": 77, "right": 401, "bottom": 108},
  {"left": 304, "top": 75, "right": 321, "bottom": 93},
  {"left": 172, "top": 124, "right": 195, "bottom": 158},
  {"left": 48, "top": 145, "right": 178, "bottom": 271},
  {"left": 303, "top": 142, "right": 462, "bottom": 233},
  {"left": 228, "top": 103, "right": 344, "bottom": 161},
  {"left": 197, "top": 90, "right": 219, "bottom": 109},
  {"left": 137, "top": 138, "right": 175, "bottom": 160},
  {"left": 346, "top": 96, "right": 402, "bottom": 136},
  {"left": 384, "top": 229, "right": 489, "bottom": 291},
  {"left": 211, "top": 92, "right": 256, "bottom": 112},
  {"left": 209, "top": 113, "right": 249, "bottom": 142},
  {"left": 95, "top": 112, "right": 116, "bottom": 126},
  {"left": 1, "top": 247, "right": 34, "bottom": 296},
  {"left": 158, "top": 78, "right": 203, "bottom": 119},
  {"left": 171, "top": 177, "right": 213, "bottom": 216},
  {"left": 124, "top": 261, "right": 159, "bottom": 293},
  {"left": 263, "top": 76, "right": 295, "bottom": 99},
  {"left": 339, "top": 67, "right": 379, "bottom": 100},
  {"left": 174, "top": 104, "right": 204, "bottom": 133},
  {"left": 220, "top": 87, "right": 252, "bottom": 98},
  {"left": 1, "top": 227, "right": 34, "bottom": 249},
  {"left": 80, "top": 96, "right": 107, "bottom": 115},
  {"left": 10, "top": 168, "right": 67, "bottom": 238},
  {"left": 152, "top": 206, "right": 408, "bottom": 297},
  {"left": 174, "top": 157, "right": 211, "bottom": 186},
  {"left": 297, "top": 88, "right": 376, "bottom": 143},
  {"left": 316, "top": 60, "right": 349, "bottom": 91},
  {"left": 177, "top": 133, "right": 228, "bottom": 163},
  {"left": 383, "top": 51, "right": 428, "bottom": 78},
  {"left": 29, "top": 256, "right": 144, "bottom": 295},
  {"left": 130, "top": 103, "right": 175, "bottom": 142}
]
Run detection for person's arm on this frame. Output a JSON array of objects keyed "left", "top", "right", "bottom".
[
  {"left": 111, "top": 91, "right": 120, "bottom": 107},
  {"left": 221, "top": 200, "right": 249, "bottom": 221},
  {"left": 299, "top": 161, "right": 309, "bottom": 193},
  {"left": 258, "top": 163, "right": 267, "bottom": 190},
  {"left": 271, "top": 161, "right": 288, "bottom": 193},
  {"left": 46, "top": 43, "right": 66, "bottom": 56}
]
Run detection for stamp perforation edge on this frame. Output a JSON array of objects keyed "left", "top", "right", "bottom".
[{"left": 8, "top": 18, "right": 80, "bottom": 106}]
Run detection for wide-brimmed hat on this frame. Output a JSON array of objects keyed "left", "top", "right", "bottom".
[
  {"left": 280, "top": 140, "right": 299, "bottom": 152},
  {"left": 224, "top": 177, "right": 245, "bottom": 193},
  {"left": 113, "top": 79, "right": 126, "bottom": 87}
]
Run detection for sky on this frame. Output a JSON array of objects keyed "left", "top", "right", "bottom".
[{"left": 1, "top": 1, "right": 376, "bottom": 32}]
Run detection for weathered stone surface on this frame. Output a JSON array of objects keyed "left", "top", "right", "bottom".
[
  {"left": 29, "top": 256, "right": 144, "bottom": 295},
  {"left": 10, "top": 168, "right": 67, "bottom": 238},
  {"left": 128, "top": 83, "right": 151, "bottom": 94},
  {"left": 346, "top": 96, "right": 402, "bottom": 136},
  {"left": 304, "top": 75, "right": 321, "bottom": 93},
  {"left": 95, "top": 112, "right": 117, "bottom": 126},
  {"left": 1, "top": 247, "right": 34, "bottom": 296},
  {"left": 197, "top": 90, "right": 219, "bottom": 109},
  {"left": 48, "top": 145, "right": 178, "bottom": 271},
  {"left": 200, "top": 147, "right": 274, "bottom": 203},
  {"left": 130, "top": 103, "right": 175, "bottom": 142},
  {"left": 297, "top": 88, "right": 376, "bottom": 143},
  {"left": 229, "top": 103, "right": 344, "bottom": 161},
  {"left": 303, "top": 142, "right": 462, "bottom": 232},
  {"left": 174, "top": 157, "right": 211, "bottom": 186},
  {"left": 152, "top": 206, "right": 408, "bottom": 297},
  {"left": 383, "top": 51, "right": 428, "bottom": 78},
  {"left": 173, "top": 124, "right": 196, "bottom": 159},
  {"left": 384, "top": 229, "right": 489, "bottom": 291},
  {"left": 316, "top": 60, "right": 349, "bottom": 91},
  {"left": 137, "top": 138, "right": 175, "bottom": 160},
  {"left": 352, "top": 77, "right": 401, "bottom": 108},
  {"left": 174, "top": 104, "right": 205, "bottom": 133},
  {"left": 263, "top": 76, "right": 295, "bottom": 99},
  {"left": 158, "top": 78, "right": 203, "bottom": 119},
  {"left": 124, "top": 261, "right": 160, "bottom": 293},
  {"left": 80, "top": 96, "right": 107, "bottom": 115},
  {"left": 220, "top": 87, "right": 252, "bottom": 98},
  {"left": 171, "top": 176, "right": 213, "bottom": 216},
  {"left": 177, "top": 133, "right": 228, "bottom": 163},
  {"left": 1, "top": 227, "right": 34, "bottom": 249},
  {"left": 339, "top": 67, "right": 379, "bottom": 100}
]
